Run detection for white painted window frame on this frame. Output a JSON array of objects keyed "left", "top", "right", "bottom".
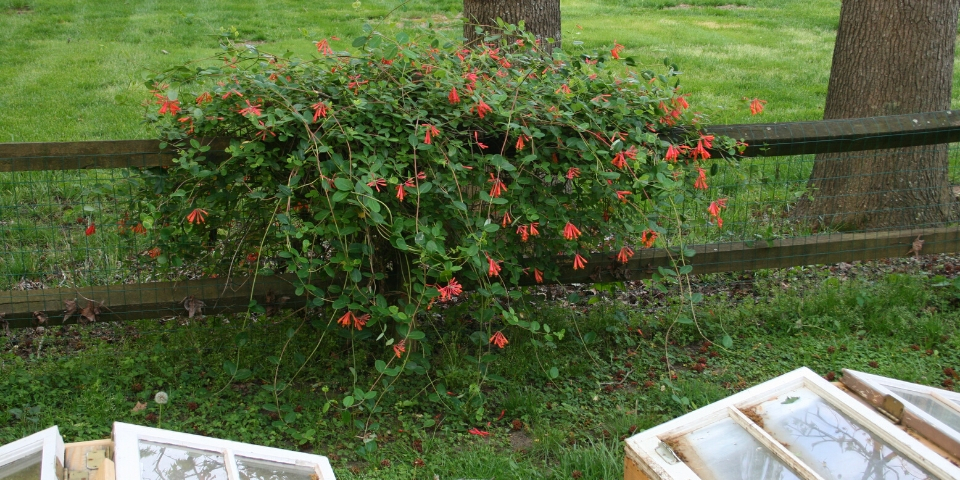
[
  {"left": 0, "top": 425, "right": 64, "bottom": 480},
  {"left": 624, "top": 367, "right": 960, "bottom": 480},
  {"left": 112, "top": 422, "right": 336, "bottom": 480},
  {"left": 842, "top": 368, "right": 960, "bottom": 455}
]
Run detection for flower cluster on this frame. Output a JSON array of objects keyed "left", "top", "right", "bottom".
[{"left": 143, "top": 26, "right": 737, "bottom": 351}]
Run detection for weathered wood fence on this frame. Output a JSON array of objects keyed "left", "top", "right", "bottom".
[{"left": 1, "top": 110, "right": 959, "bottom": 329}]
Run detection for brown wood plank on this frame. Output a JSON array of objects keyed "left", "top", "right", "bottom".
[
  {"left": 0, "top": 110, "right": 957, "bottom": 171},
  {"left": 0, "top": 139, "right": 230, "bottom": 171},
  {"left": 0, "top": 227, "right": 956, "bottom": 331},
  {"left": 0, "top": 274, "right": 312, "bottom": 329},
  {"left": 705, "top": 109, "right": 960, "bottom": 157},
  {"left": 525, "top": 226, "right": 960, "bottom": 286}
]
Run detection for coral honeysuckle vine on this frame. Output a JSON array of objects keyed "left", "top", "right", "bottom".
[{"left": 142, "top": 24, "right": 742, "bottom": 366}]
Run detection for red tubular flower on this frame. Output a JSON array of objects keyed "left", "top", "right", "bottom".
[
  {"left": 500, "top": 210, "right": 512, "bottom": 227},
  {"left": 311, "top": 101, "right": 328, "bottom": 122},
  {"left": 611, "top": 41, "right": 625, "bottom": 59},
  {"left": 617, "top": 245, "right": 635, "bottom": 264},
  {"left": 337, "top": 311, "right": 368, "bottom": 330},
  {"left": 367, "top": 177, "right": 386, "bottom": 192},
  {"left": 85, "top": 222, "right": 96, "bottom": 236},
  {"left": 533, "top": 268, "right": 544, "bottom": 284},
  {"left": 438, "top": 278, "right": 463, "bottom": 302},
  {"left": 664, "top": 144, "right": 681, "bottom": 162},
  {"left": 555, "top": 84, "right": 572, "bottom": 94},
  {"left": 700, "top": 135, "right": 714, "bottom": 149},
  {"left": 448, "top": 87, "right": 460, "bottom": 104},
  {"left": 186, "top": 208, "right": 208, "bottom": 224},
  {"left": 316, "top": 38, "right": 333, "bottom": 55},
  {"left": 517, "top": 224, "right": 529, "bottom": 242},
  {"left": 708, "top": 198, "right": 728, "bottom": 229},
  {"left": 131, "top": 223, "right": 147, "bottom": 235},
  {"left": 573, "top": 253, "right": 588, "bottom": 270},
  {"left": 396, "top": 184, "right": 407, "bottom": 202},
  {"left": 694, "top": 167, "right": 708, "bottom": 190},
  {"left": 616, "top": 191, "right": 632, "bottom": 203},
  {"left": 490, "top": 331, "right": 509, "bottom": 348},
  {"left": 673, "top": 95, "right": 690, "bottom": 110},
  {"left": 488, "top": 173, "right": 507, "bottom": 198},
  {"left": 475, "top": 100, "right": 492, "bottom": 118},
  {"left": 469, "top": 427, "right": 491, "bottom": 437},
  {"left": 750, "top": 98, "right": 767, "bottom": 115},
  {"left": 515, "top": 135, "right": 529, "bottom": 151},
  {"left": 147, "top": 247, "right": 162, "bottom": 258},
  {"left": 563, "top": 222, "right": 582, "bottom": 241},
  {"left": 611, "top": 152, "right": 627, "bottom": 169},
  {"left": 529, "top": 222, "right": 540, "bottom": 237},
  {"left": 195, "top": 92, "right": 212, "bottom": 105},
  {"left": 424, "top": 124, "right": 439, "bottom": 145},
  {"left": 155, "top": 94, "right": 180, "bottom": 116},
  {"left": 353, "top": 313, "right": 370, "bottom": 330},
  {"left": 690, "top": 141, "right": 711, "bottom": 160},
  {"left": 238, "top": 99, "right": 262, "bottom": 117},
  {"left": 393, "top": 339, "right": 406, "bottom": 358},
  {"left": 641, "top": 230, "right": 658, "bottom": 248},
  {"left": 486, "top": 255, "right": 501, "bottom": 277},
  {"left": 474, "top": 131, "right": 489, "bottom": 150},
  {"left": 566, "top": 167, "right": 580, "bottom": 179}
]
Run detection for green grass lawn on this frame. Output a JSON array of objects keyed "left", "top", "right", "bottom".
[
  {"left": 2, "top": 261, "right": 960, "bottom": 478},
  {"left": 5, "top": 0, "right": 959, "bottom": 143}
]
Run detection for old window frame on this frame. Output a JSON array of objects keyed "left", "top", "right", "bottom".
[
  {"left": 624, "top": 367, "right": 960, "bottom": 480},
  {"left": 112, "top": 422, "right": 336, "bottom": 480},
  {"left": 0, "top": 425, "right": 64, "bottom": 480},
  {"left": 842, "top": 368, "right": 960, "bottom": 457}
]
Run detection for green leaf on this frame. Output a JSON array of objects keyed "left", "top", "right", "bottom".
[
  {"left": 223, "top": 360, "right": 237, "bottom": 376},
  {"left": 721, "top": 334, "right": 733, "bottom": 349},
  {"left": 375, "top": 360, "right": 386, "bottom": 373},
  {"left": 548, "top": 367, "right": 559, "bottom": 379},
  {"left": 782, "top": 396, "right": 800, "bottom": 405},
  {"left": 352, "top": 36, "right": 368, "bottom": 48},
  {"left": 343, "top": 396, "right": 355, "bottom": 407},
  {"left": 334, "top": 178, "right": 353, "bottom": 191}
]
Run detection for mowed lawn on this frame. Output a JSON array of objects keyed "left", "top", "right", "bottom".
[{"left": 8, "top": 0, "right": 960, "bottom": 144}]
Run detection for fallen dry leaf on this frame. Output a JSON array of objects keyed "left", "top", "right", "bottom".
[
  {"left": 63, "top": 299, "right": 78, "bottom": 323},
  {"left": 33, "top": 311, "right": 48, "bottom": 327},
  {"left": 183, "top": 296, "right": 205, "bottom": 319},
  {"left": 131, "top": 401, "right": 147, "bottom": 413},
  {"left": 0, "top": 312, "right": 7, "bottom": 336},
  {"left": 80, "top": 300, "right": 103, "bottom": 324}
]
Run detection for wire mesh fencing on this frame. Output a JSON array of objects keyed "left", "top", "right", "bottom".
[{"left": 0, "top": 111, "right": 958, "bottom": 333}]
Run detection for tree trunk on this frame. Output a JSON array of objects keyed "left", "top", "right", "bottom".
[
  {"left": 462, "top": 0, "right": 561, "bottom": 51},
  {"left": 793, "top": 0, "right": 960, "bottom": 230}
]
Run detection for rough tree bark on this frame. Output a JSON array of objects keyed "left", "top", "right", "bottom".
[
  {"left": 462, "top": 0, "right": 561, "bottom": 51},
  {"left": 792, "top": 0, "right": 960, "bottom": 230}
]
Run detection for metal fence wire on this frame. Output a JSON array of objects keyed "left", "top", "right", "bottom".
[{"left": 0, "top": 111, "right": 958, "bottom": 332}]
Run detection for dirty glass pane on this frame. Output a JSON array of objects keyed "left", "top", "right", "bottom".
[
  {"left": 757, "top": 388, "right": 934, "bottom": 479},
  {"left": 139, "top": 441, "right": 228, "bottom": 480},
  {"left": 0, "top": 450, "right": 42, "bottom": 480},
  {"left": 888, "top": 386, "right": 960, "bottom": 433},
  {"left": 676, "top": 415, "right": 802, "bottom": 480},
  {"left": 236, "top": 456, "right": 318, "bottom": 480}
]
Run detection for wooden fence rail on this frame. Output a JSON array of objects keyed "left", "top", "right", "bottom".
[
  {"left": 1, "top": 110, "right": 959, "bottom": 170},
  {"left": 1, "top": 226, "right": 955, "bottom": 329}
]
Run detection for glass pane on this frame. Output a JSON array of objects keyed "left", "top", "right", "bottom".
[
  {"left": 139, "top": 441, "right": 229, "bottom": 480},
  {"left": 0, "top": 450, "right": 42, "bottom": 480},
  {"left": 888, "top": 386, "right": 960, "bottom": 433},
  {"left": 757, "top": 388, "right": 934, "bottom": 479},
  {"left": 236, "top": 456, "right": 318, "bottom": 480},
  {"left": 675, "top": 415, "right": 803, "bottom": 480}
]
